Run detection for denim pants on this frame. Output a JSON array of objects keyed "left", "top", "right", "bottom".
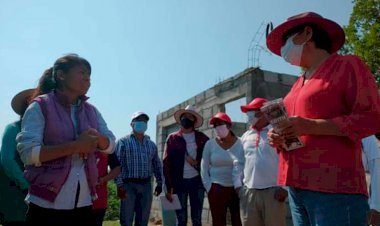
[
  {"left": 119, "top": 181, "right": 152, "bottom": 226},
  {"left": 288, "top": 187, "right": 369, "bottom": 226},
  {"left": 175, "top": 176, "right": 205, "bottom": 226}
]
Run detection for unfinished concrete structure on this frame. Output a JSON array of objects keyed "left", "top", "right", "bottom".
[
  {"left": 156, "top": 67, "right": 297, "bottom": 154},
  {"left": 153, "top": 67, "right": 298, "bottom": 225}
]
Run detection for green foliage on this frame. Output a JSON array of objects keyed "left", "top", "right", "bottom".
[
  {"left": 342, "top": 0, "right": 380, "bottom": 84},
  {"left": 105, "top": 183, "right": 120, "bottom": 221}
]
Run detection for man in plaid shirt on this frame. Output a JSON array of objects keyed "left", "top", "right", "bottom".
[{"left": 115, "top": 112, "right": 163, "bottom": 226}]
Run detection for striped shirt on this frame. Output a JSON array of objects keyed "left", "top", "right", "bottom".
[{"left": 115, "top": 134, "right": 163, "bottom": 187}]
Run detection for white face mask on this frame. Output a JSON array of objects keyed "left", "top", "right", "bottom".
[
  {"left": 214, "top": 125, "right": 229, "bottom": 138},
  {"left": 281, "top": 34, "right": 305, "bottom": 66}
]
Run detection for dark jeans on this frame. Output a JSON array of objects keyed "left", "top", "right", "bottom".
[
  {"left": 119, "top": 181, "right": 152, "bottom": 226},
  {"left": 93, "top": 208, "right": 106, "bottom": 226},
  {"left": 26, "top": 203, "right": 94, "bottom": 226},
  {"left": 288, "top": 187, "right": 369, "bottom": 226},
  {"left": 175, "top": 176, "right": 205, "bottom": 226},
  {"left": 207, "top": 183, "right": 241, "bottom": 226}
]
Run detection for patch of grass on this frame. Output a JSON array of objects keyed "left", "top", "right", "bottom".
[{"left": 103, "top": 220, "right": 119, "bottom": 226}]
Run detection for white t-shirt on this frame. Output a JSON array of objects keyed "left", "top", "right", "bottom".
[
  {"left": 240, "top": 126, "right": 280, "bottom": 189},
  {"left": 362, "top": 135, "right": 380, "bottom": 212},
  {"left": 182, "top": 132, "right": 199, "bottom": 179}
]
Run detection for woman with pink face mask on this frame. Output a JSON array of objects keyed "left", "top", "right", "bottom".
[
  {"left": 200, "top": 112, "right": 244, "bottom": 226},
  {"left": 266, "top": 12, "right": 380, "bottom": 226}
]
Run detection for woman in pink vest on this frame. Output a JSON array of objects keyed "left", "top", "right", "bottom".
[{"left": 17, "top": 54, "right": 116, "bottom": 226}]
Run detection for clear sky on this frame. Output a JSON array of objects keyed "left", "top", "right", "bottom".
[{"left": 0, "top": 0, "right": 353, "bottom": 140}]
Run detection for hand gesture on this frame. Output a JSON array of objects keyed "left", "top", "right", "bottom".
[
  {"left": 154, "top": 186, "right": 162, "bottom": 196},
  {"left": 276, "top": 116, "right": 309, "bottom": 137},
  {"left": 274, "top": 187, "right": 288, "bottom": 202},
  {"left": 368, "top": 209, "right": 380, "bottom": 225},
  {"left": 267, "top": 128, "right": 285, "bottom": 149},
  {"left": 165, "top": 192, "right": 173, "bottom": 202},
  {"left": 97, "top": 177, "right": 106, "bottom": 186},
  {"left": 185, "top": 155, "right": 199, "bottom": 168},
  {"left": 76, "top": 129, "right": 99, "bottom": 156},
  {"left": 117, "top": 187, "right": 127, "bottom": 200},
  {"left": 235, "top": 187, "right": 241, "bottom": 196}
]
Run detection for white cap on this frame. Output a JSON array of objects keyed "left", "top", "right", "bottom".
[{"left": 131, "top": 111, "right": 149, "bottom": 121}]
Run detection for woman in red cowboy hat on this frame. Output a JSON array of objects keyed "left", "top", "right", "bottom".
[
  {"left": 200, "top": 112, "right": 244, "bottom": 226},
  {"left": 266, "top": 12, "right": 380, "bottom": 226},
  {"left": 0, "top": 89, "right": 34, "bottom": 226}
]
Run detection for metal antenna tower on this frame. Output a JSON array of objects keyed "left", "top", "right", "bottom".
[{"left": 247, "top": 21, "right": 273, "bottom": 68}]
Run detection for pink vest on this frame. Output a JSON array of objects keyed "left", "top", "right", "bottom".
[{"left": 24, "top": 91, "right": 99, "bottom": 202}]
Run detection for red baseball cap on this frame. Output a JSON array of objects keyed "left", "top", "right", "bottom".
[
  {"left": 240, "top": 98, "right": 268, "bottom": 113},
  {"left": 266, "top": 12, "right": 345, "bottom": 56},
  {"left": 209, "top": 112, "right": 232, "bottom": 125}
]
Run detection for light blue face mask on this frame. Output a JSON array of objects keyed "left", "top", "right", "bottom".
[
  {"left": 247, "top": 111, "right": 260, "bottom": 125},
  {"left": 246, "top": 111, "right": 255, "bottom": 123},
  {"left": 133, "top": 121, "right": 147, "bottom": 134}
]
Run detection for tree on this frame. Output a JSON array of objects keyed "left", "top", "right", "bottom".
[{"left": 342, "top": 0, "right": 380, "bottom": 84}]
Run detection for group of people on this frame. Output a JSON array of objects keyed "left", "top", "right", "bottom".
[{"left": 0, "top": 10, "right": 380, "bottom": 226}]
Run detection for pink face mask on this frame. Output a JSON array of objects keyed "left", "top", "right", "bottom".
[{"left": 214, "top": 124, "right": 229, "bottom": 138}]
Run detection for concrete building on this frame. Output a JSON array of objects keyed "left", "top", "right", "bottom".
[{"left": 152, "top": 67, "right": 298, "bottom": 225}]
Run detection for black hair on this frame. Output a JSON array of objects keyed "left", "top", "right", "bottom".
[
  {"left": 31, "top": 54, "right": 91, "bottom": 99},
  {"left": 282, "top": 23, "right": 332, "bottom": 53}
]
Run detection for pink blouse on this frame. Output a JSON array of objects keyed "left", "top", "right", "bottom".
[{"left": 280, "top": 54, "right": 380, "bottom": 195}]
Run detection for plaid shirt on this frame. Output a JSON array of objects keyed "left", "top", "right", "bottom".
[{"left": 115, "top": 133, "right": 163, "bottom": 187}]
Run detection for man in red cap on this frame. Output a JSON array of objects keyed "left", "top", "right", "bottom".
[
  {"left": 237, "top": 98, "right": 288, "bottom": 226},
  {"left": 266, "top": 11, "right": 380, "bottom": 226}
]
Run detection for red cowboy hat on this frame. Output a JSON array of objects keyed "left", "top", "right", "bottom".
[
  {"left": 209, "top": 112, "right": 232, "bottom": 125},
  {"left": 240, "top": 98, "right": 268, "bottom": 113},
  {"left": 266, "top": 12, "right": 345, "bottom": 56}
]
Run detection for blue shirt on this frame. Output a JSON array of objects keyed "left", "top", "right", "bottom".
[{"left": 115, "top": 134, "right": 163, "bottom": 187}]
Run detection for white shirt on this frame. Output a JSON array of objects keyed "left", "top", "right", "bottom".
[
  {"left": 362, "top": 135, "right": 380, "bottom": 212},
  {"left": 201, "top": 138, "right": 245, "bottom": 192},
  {"left": 240, "top": 125, "right": 280, "bottom": 189},
  {"left": 182, "top": 132, "right": 199, "bottom": 179}
]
